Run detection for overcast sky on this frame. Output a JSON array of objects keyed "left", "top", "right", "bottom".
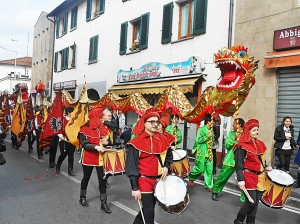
[{"left": 0, "top": 0, "right": 63, "bottom": 61}]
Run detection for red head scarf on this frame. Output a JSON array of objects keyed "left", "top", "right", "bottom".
[
  {"left": 89, "top": 107, "right": 104, "bottom": 129},
  {"left": 237, "top": 119, "right": 267, "bottom": 154},
  {"left": 132, "top": 107, "right": 161, "bottom": 135}
]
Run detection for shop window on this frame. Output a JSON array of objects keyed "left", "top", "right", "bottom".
[
  {"left": 86, "top": 0, "right": 105, "bottom": 21},
  {"left": 70, "top": 6, "right": 78, "bottom": 30},
  {"left": 178, "top": 0, "right": 207, "bottom": 40},
  {"left": 89, "top": 35, "right": 99, "bottom": 64},
  {"left": 119, "top": 12, "right": 150, "bottom": 55},
  {"left": 69, "top": 43, "right": 76, "bottom": 68}
]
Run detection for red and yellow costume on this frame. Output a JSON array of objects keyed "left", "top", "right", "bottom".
[{"left": 234, "top": 119, "right": 268, "bottom": 224}]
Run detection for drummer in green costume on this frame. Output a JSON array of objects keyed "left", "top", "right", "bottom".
[
  {"left": 212, "top": 118, "right": 245, "bottom": 201},
  {"left": 166, "top": 114, "right": 182, "bottom": 149},
  {"left": 189, "top": 114, "right": 215, "bottom": 190}
]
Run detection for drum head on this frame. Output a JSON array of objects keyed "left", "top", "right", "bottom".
[
  {"left": 155, "top": 175, "right": 187, "bottom": 206},
  {"left": 267, "top": 169, "right": 294, "bottom": 186},
  {"left": 172, "top": 150, "right": 187, "bottom": 161}
]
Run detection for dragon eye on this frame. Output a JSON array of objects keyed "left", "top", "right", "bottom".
[{"left": 238, "top": 50, "right": 247, "bottom": 58}]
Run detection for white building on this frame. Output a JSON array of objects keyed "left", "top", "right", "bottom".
[
  {"left": 0, "top": 57, "right": 32, "bottom": 94},
  {"left": 48, "top": 0, "right": 234, "bottom": 154}
]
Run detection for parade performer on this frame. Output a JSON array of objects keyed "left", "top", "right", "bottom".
[
  {"left": 56, "top": 107, "right": 76, "bottom": 176},
  {"left": 78, "top": 107, "right": 111, "bottom": 213},
  {"left": 34, "top": 106, "right": 44, "bottom": 159},
  {"left": 189, "top": 114, "right": 215, "bottom": 190},
  {"left": 126, "top": 108, "right": 174, "bottom": 224},
  {"left": 234, "top": 119, "right": 272, "bottom": 224},
  {"left": 212, "top": 118, "right": 245, "bottom": 201},
  {"left": 103, "top": 108, "right": 118, "bottom": 146},
  {"left": 166, "top": 114, "right": 182, "bottom": 149}
]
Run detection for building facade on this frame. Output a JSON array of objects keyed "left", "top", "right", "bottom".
[
  {"left": 48, "top": 0, "right": 235, "bottom": 153},
  {"left": 32, "top": 11, "right": 55, "bottom": 101},
  {"left": 234, "top": 0, "right": 300, "bottom": 165},
  {"left": 0, "top": 57, "right": 32, "bottom": 94}
]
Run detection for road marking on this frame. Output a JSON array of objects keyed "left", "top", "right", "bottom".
[
  {"left": 59, "top": 171, "right": 81, "bottom": 183},
  {"left": 193, "top": 179, "right": 300, "bottom": 215},
  {"left": 111, "top": 201, "right": 159, "bottom": 224}
]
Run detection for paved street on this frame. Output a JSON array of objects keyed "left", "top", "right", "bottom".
[{"left": 1, "top": 140, "right": 300, "bottom": 224}]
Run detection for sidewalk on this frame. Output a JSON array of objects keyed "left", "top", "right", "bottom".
[{"left": 189, "top": 160, "right": 300, "bottom": 209}]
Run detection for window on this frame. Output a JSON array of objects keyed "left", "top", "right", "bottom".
[
  {"left": 71, "top": 6, "right": 78, "bottom": 30},
  {"left": 55, "top": 12, "right": 68, "bottom": 38},
  {"left": 89, "top": 35, "right": 99, "bottom": 64},
  {"left": 119, "top": 12, "right": 150, "bottom": 55},
  {"left": 86, "top": 0, "right": 105, "bottom": 21},
  {"left": 69, "top": 43, "right": 76, "bottom": 68},
  {"left": 178, "top": 0, "right": 207, "bottom": 39},
  {"left": 178, "top": 1, "right": 194, "bottom": 39}
]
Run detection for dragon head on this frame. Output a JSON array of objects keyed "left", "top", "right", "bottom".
[{"left": 214, "top": 45, "right": 259, "bottom": 91}]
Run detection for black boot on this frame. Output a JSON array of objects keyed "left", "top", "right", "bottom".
[
  {"left": 212, "top": 193, "right": 218, "bottom": 201},
  {"left": 79, "top": 190, "right": 89, "bottom": 207},
  {"left": 293, "top": 171, "right": 300, "bottom": 188},
  {"left": 55, "top": 163, "right": 61, "bottom": 174},
  {"left": 234, "top": 213, "right": 245, "bottom": 224},
  {"left": 246, "top": 216, "right": 255, "bottom": 224},
  {"left": 234, "top": 219, "right": 243, "bottom": 224},
  {"left": 68, "top": 163, "right": 75, "bottom": 176},
  {"left": 100, "top": 193, "right": 111, "bottom": 214}
]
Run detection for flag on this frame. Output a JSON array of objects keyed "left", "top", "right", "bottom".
[
  {"left": 24, "top": 95, "right": 35, "bottom": 135},
  {"left": 11, "top": 91, "right": 26, "bottom": 136},
  {"left": 65, "top": 84, "right": 89, "bottom": 148},
  {"left": 41, "top": 91, "right": 64, "bottom": 140}
]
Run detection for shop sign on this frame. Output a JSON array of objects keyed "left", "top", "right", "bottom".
[
  {"left": 117, "top": 57, "right": 203, "bottom": 83},
  {"left": 53, "top": 80, "right": 77, "bottom": 90},
  {"left": 274, "top": 26, "right": 300, "bottom": 50}
]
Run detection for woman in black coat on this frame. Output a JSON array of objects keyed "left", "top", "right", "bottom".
[{"left": 274, "top": 116, "right": 297, "bottom": 172}]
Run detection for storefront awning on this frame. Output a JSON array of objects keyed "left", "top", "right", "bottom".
[
  {"left": 264, "top": 49, "right": 300, "bottom": 68},
  {"left": 108, "top": 76, "right": 200, "bottom": 95}
]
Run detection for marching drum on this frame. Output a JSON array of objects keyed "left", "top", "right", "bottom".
[
  {"left": 103, "top": 148, "right": 126, "bottom": 176},
  {"left": 170, "top": 150, "right": 191, "bottom": 178},
  {"left": 154, "top": 175, "right": 190, "bottom": 214},
  {"left": 261, "top": 169, "right": 294, "bottom": 209}
]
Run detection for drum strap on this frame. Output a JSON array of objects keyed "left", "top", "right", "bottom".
[
  {"left": 257, "top": 155, "right": 266, "bottom": 169},
  {"left": 156, "top": 154, "right": 164, "bottom": 167}
]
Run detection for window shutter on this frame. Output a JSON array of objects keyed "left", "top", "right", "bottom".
[
  {"left": 89, "top": 38, "right": 93, "bottom": 62},
  {"left": 71, "top": 6, "right": 78, "bottom": 28},
  {"left": 119, "top": 22, "right": 128, "bottom": 55},
  {"left": 140, "top": 12, "right": 150, "bottom": 50},
  {"left": 54, "top": 52, "right": 58, "bottom": 72},
  {"left": 94, "top": 36, "right": 99, "bottom": 61},
  {"left": 56, "top": 18, "right": 60, "bottom": 38},
  {"left": 64, "top": 12, "right": 68, "bottom": 34},
  {"left": 65, "top": 47, "right": 69, "bottom": 69},
  {"left": 193, "top": 0, "right": 207, "bottom": 35},
  {"left": 86, "top": 0, "right": 92, "bottom": 21},
  {"left": 100, "top": 0, "right": 105, "bottom": 14},
  {"left": 161, "top": 2, "right": 173, "bottom": 44},
  {"left": 72, "top": 43, "right": 76, "bottom": 66}
]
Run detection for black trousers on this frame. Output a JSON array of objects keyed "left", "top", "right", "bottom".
[
  {"left": 212, "top": 148, "right": 217, "bottom": 173},
  {"left": 27, "top": 132, "right": 36, "bottom": 151},
  {"left": 133, "top": 193, "right": 156, "bottom": 224},
  {"left": 277, "top": 153, "right": 292, "bottom": 171},
  {"left": 57, "top": 141, "right": 75, "bottom": 168},
  {"left": 11, "top": 132, "right": 17, "bottom": 148},
  {"left": 35, "top": 129, "right": 43, "bottom": 156},
  {"left": 49, "top": 135, "right": 59, "bottom": 164},
  {"left": 81, "top": 165, "right": 107, "bottom": 194},
  {"left": 237, "top": 190, "right": 263, "bottom": 223}
]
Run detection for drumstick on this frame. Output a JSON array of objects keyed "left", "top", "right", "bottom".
[
  {"left": 138, "top": 200, "right": 146, "bottom": 224},
  {"left": 240, "top": 186, "right": 254, "bottom": 203}
]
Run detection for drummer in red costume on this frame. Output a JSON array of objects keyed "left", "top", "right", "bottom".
[
  {"left": 78, "top": 107, "right": 111, "bottom": 214},
  {"left": 234, "top": 119, "right": 272, "bottom": 224},
  {"left": 126, "top": 108, "right": 175, "bottom": 224}
]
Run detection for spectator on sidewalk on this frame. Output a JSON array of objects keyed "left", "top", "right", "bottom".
[
  {"left": 294, "top": 131, "right": 300, "bottom": 188},
  {"left": 274, "top": 116, "right": 297, "bottom": 172}
]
